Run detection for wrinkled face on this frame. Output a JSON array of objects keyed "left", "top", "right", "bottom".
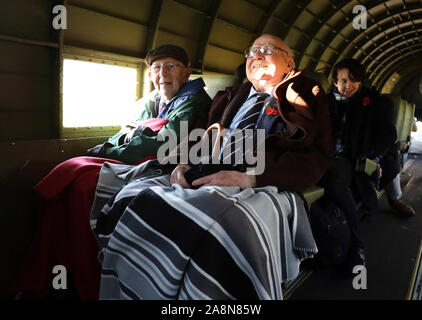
[
  {"left": 148, "top": 57, "right": 191, "bottom": 103},
  {"left": 334, "top": 68, "right": 361, "bottom": 98},
  {"left": 245, "top": 35, "right": 294, "bottom": 92}
]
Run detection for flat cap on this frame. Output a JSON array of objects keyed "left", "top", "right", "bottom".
[{"left": 145, "top": 44, "right": 189, "bottom": 67}]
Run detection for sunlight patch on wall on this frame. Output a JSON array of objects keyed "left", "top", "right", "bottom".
[{"left": 381, "top": 72, "right": 400, "bottom": 94}]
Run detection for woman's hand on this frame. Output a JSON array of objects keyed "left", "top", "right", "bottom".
[{"left": 170, "top": 164, "right": 191, "bottom": 188}]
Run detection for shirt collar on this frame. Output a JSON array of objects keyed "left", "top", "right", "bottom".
[
  {"left": 247, "top": 85, "right": 274, "bottom": 100},
  {"left": 156, "top": 78, "right": 206, "bottom": 105}
]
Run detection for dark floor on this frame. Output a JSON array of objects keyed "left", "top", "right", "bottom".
[{"left": 290, "top": 155, "right": 422, "bottom": 300}]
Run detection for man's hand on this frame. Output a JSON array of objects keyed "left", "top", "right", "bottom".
[
  {"left": 170, "top": 164, "right": 191, "bottom": 188},
  {"left": 192, "top": 171, "right": 256, "bottom": 190}
]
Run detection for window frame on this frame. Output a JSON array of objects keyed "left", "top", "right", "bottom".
[{"left": 60, "top": 46, "right": 146, "bottom": 138}]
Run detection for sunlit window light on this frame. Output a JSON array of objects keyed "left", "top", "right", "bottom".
[{"left": 63, "top": 59, "right": 138, "bottom": 128}]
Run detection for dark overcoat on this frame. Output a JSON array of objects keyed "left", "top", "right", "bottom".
[
  {"left": 327, "top": 86, "right": 397, "bottom": 210},
  {"left": 208, "top": 69, "right": 333, "bottom": 192}
]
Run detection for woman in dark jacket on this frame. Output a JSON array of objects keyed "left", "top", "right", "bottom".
[{"left": 320, "top": 58, "right": 397, "bottom": 272}]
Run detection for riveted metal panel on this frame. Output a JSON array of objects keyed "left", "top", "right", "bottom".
[
  {"left": 159, "top": 0, "right": 205, "bottom": 41},
  {"left": 0, "top": 0, "right": 54, "bottom": 42},
  {"left": 68, "top": 0, "right": 154, "bottom": 25},
  {"left": 218, "top": 0, "right": 264, "bottom": 32},
  {"left": 0, "top": 41, "right": 53, "bottom": 76},
  {"left": 173, "top": 0, "right": 214, "bottom": 13},
  {"left": 64, "top": 5, "right": 148, "bottom": 56},
  {"left": 203, "top": 44, "right": 244, "bottom": 74},
  {"left": 209, "top": 21, "right": 255, "bottom": 53},
  {"left": 0, "top": 74, "right": 51, "bottom": 112},
  {"left": 0, "top": 111, "right": 51, "bottom": 141}
]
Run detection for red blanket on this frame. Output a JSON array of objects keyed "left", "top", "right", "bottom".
[
  {"left": 9, "top": 155, "right": 155, "bottom": 300},
  {"left": 8, "top": 118, "right": 170, "bottom": 299}
]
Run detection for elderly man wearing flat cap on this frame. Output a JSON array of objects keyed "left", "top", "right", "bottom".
[
  {"left": 88, "top": 44, "right": 212, "bottom": 163},
  {"left": 8, "top": 45, "right": 211, "bottom": 301}
]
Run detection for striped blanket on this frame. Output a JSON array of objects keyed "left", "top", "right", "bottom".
[{"left": 90, "top": 160, "right": 318, "bottom": 300}]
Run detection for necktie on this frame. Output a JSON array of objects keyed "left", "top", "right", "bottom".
[
  {"left": 158, "top": 101, "right": 166, "bottom": 115},
  {"left": 221, "top": 92, "right": 270, "bottom": 164},
  {"left": 235, "top": 92, "right": 269, "bottom": 130}
]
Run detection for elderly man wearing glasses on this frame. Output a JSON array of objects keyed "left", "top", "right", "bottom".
[
  {"left": 90, "top": 34, "right": 333, "bottom": 300},
  {"left": 170, "top": 33, "right": 332, "bottom": 191},
  {"left": 87, "top": 44, "right": 212, "bottom": 163},
  {"left": 9, "top": 45, "right": 212, "bottom": 300}
]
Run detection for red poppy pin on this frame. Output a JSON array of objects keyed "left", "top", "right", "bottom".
[
  {"left": 362, "top": 97, "right": 371, "bottom": 106},
  {"left": 265, "top": 105, "right": 279, "bottom": 115}
]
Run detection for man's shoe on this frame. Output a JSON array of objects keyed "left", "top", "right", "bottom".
[
  {"left": 388, "top": 199, "right": 415, "bottom": 218},
  {"left": 343, "top": 247, "right": 366, "bottom": 275}
]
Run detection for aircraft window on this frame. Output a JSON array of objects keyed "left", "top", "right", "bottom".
[{"left": 62, "top": 59, "right": 138, "bottom": 129}]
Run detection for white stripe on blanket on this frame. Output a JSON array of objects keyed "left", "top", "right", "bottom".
[{"left": 90, "top": 160, "right": 318, "bottom": 300}]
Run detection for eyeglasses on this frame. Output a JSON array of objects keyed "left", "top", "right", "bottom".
[
  {"left": 151, "top": 62, "right": 184, "bottom": 73},
  {"left": 244, "top": 44, "right": 289, "bottom": 59}
]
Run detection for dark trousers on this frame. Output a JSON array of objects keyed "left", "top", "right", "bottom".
[{"left": 318, "top": 155, "right": 365, "bottom": 249}]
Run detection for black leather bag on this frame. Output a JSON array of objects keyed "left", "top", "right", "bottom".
[{"left": 309, "top": 197, "right": 351, "bottom": 266}]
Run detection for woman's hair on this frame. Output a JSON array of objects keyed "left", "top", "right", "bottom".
[{"left": 331, "top": 58, "right": 366, "bottom": 83}]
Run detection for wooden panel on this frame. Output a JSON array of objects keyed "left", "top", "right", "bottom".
[
  {"left": 0, "top": 74, "right": 51, "bottom": 111},
  {"left": 0, "top": 111, "right": 51, "bottom": 141},
  {"left": 0, "top": 41, "right": 54, "bottom": 76},
  {"left": 0, "top": 0, "right": 56, "bottom": 42},
  {"left": 64, "top": 5, "right": 148, "bottom": 56}
]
